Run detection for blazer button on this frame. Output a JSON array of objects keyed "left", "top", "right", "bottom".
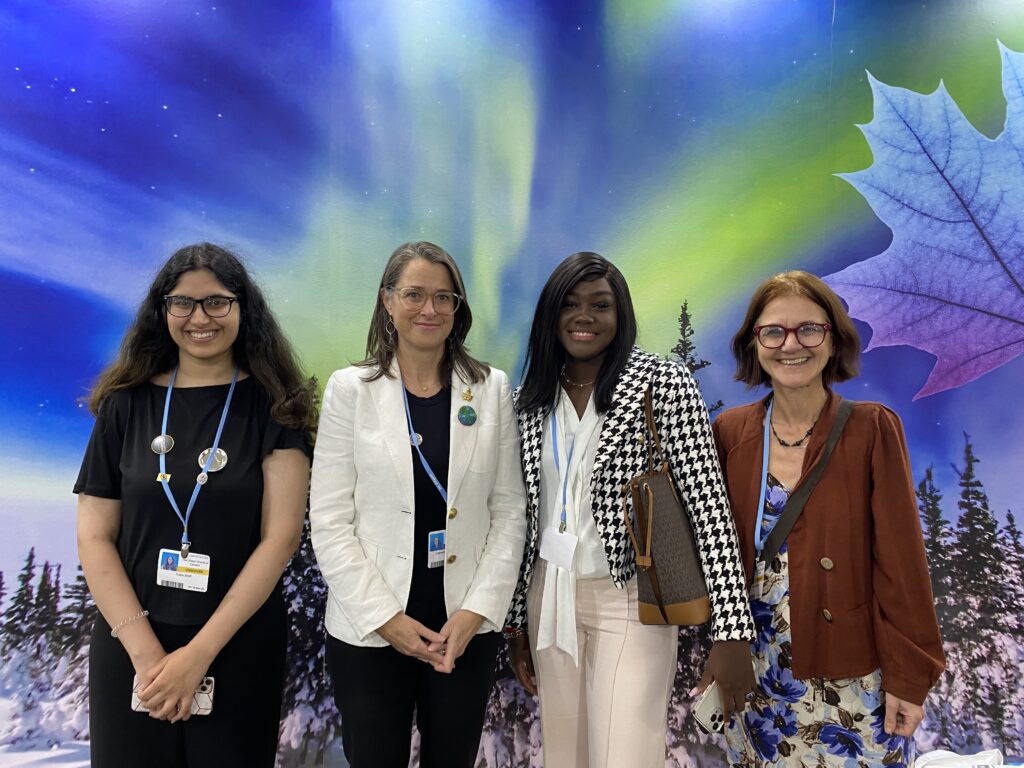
[
  {"left": 447, "top": 554, "right": 457, "bottom": 565},
  {"left": 822, "top": 608, "right": 833, "bottom": 622},
  {"left": 820, "top": 557, "right": 834, "bottom": 571},
  {"left": 449, "top": 508, "right": 458, "bottom": 520}
]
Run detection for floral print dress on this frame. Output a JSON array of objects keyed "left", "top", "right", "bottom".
[{"left": 723, "top": 474, "right": 912, "bottom": 768}]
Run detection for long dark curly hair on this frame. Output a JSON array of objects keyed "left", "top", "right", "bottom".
[{"left": 88, "top": 243, "right": 318, "bottom": 433}]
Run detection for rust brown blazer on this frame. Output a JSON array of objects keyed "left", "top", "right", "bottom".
[{"left": 712, "top": 392, "right": 945, "bottom": 705}]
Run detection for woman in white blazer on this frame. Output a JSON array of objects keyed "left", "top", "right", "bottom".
[
  {"left": 310, "top": 242, "right": 527, "bottom": 768},
  {"left": 504, "top": 252, "right": 755, "bottom": 768}
]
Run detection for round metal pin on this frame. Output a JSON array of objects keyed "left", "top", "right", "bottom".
[
  {"left": 196, "top": 471, "right": 209, "bottom": 485},
  {"left": 457, "top": 405, "right": 477, "bottom": 426},
  {"left": 151, "top": 434, "right": 175, "bottom": 455},
  {"left": 197, "top": 447, "right": 228, "bottom": 472},
  {"left": 410, "top": 433, "right": 423, "bottom": 446}
]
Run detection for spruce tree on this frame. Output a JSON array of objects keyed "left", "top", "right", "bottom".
[
  {"left": 55, "top": 565, "right": 96, "bottom": 654},
  {"left": 44, "top": 566, "right": 95, "bottom": 744},
  {"left": 2, "top": 547, "right": 37, "bottom": 657},
  {"left": 949, "top": 434, "right": 1004, "bottom": 634},
  {"left": 916, "top": 466, "right": 952, "bottom": 632},
  {"left": 669, "top": 301, "right": 723, "bottom": 414},
  {"left": 32, "top": 562, "right": 55, "bottom": 658},
  {"left": 0, "top": 571, "right": 6, "bottom": 615},
  {"left": 999, "top": 511, "right": 1024, "bottom": 638}
]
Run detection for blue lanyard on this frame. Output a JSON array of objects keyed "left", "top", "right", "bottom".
[
  {"left": 549, "top": 409, "right": 577, "bottom": 533},
  {"left": 158, "top": 366, "right": 239, "bottom": 554},
  {"left": 402, "top": 384, "right": 448, "bottom": 505},
  {"left": 754, "top": 398, "right": 773, "bottom": 554}
]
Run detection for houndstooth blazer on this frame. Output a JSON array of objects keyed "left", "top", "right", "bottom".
[{"left": 504, "top": 346, "right": 755, "bottom": 642}]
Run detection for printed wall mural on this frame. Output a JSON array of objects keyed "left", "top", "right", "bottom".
[{"left": 0, "top": 1, "right": 1021, "bottom": 765}]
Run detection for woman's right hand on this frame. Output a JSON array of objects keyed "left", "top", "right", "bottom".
[
  {"left": 376, "top": 612, "right": 446, "bottom": 666},
  {"left": 508, "top": 632, "right": 537, "bottom": 695}
]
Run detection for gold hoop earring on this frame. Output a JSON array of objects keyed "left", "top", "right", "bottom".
[{"left": 385, "top": 318, "right": 396, "bottom": 347}]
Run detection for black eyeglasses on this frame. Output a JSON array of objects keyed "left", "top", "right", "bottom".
[
  {"left": 752, "top": 323, "right": 832, "bottom": 349},
  {"left": 163, "top": 295, "right": 239, "bottom": 318}
]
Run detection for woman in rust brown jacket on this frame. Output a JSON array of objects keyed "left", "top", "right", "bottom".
[{"left": 712, "top": 271, "right": 944, "bottom": 768}]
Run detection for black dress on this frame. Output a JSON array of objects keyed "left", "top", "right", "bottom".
[{"left": 74, "top": 378, "right": 311, "bottom": 768}]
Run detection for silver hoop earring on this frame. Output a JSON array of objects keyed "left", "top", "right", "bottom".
[{"left": 385, "top": 318, "right": 396, "bottom": 347}]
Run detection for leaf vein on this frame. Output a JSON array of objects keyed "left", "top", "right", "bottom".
[
  {"left": 879, "top": 87, "right": 1024, "bottom": 297},
  {"left": 837, "top": 281, "right": 1024, "bottom": 326}
]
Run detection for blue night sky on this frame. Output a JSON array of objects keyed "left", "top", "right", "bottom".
[{"left": 1, "top": 0, "right": 1022, "bottom": 577}]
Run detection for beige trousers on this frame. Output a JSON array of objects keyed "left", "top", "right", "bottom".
[{"left": 527, "top": 560, "right": 678, "bottom": 768}]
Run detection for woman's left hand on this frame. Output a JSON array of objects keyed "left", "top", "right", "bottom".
[
  {"left": 884, "top": 692, "right": 925, "bottom": 736},
  {"left": 136, "top": 644, "right": 213, "bottom": 723},
  {"left": 429, "top": 610, "right": 484, "bottom": 674},
  {"left": 697, "top": 639, "right": 755, "bottom": 721}
]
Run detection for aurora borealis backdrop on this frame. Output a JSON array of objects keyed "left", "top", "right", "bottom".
[{"left": 1, "top": 0, "right": 1022, "bottom": 763}]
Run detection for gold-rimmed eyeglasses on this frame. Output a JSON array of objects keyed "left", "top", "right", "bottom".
[{"left": 388, "top": 287, "right": 462, "bottom": 316}]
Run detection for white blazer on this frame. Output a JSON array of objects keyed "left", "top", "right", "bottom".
[{"left": 310, "top": 360, "right": 527, "bottom": 647}]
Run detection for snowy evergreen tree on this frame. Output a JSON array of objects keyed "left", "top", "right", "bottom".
[
  {"left": 949, "top": 434, "right": 1004, "bottom": 636},
  {"left": 924, "top": 434, "right": 1024, "bottom": 759},
  {"left": 1, "top": 555, "right": 58, "bottom": 747},
  {"left": 55, "top": 565, "right": 96, "bottom": 655},
  {"left": 2, "top": 547, "right": 37, "bottom": 658},
  {"left": 38, "top": 564, "right": 95, "bottom": 743},
  {"left": 0, "top": 570, "right": 6, "bottom": 615},
  {"left": 915, "top": 467, "right": 958, "bottom": 752},
  {"left": 1001, "top": 511, "right": 1024, "bottom": 640},
  {"left": 669, "top": 301, "right": 723, "bottom": 415},
  {"left": 917, "top": 466, "right": 953, "bottom": 632},
  {"left": 32, "top": 562, "right": 59, "bottom": 655},
  {"left": 277, "top": 517, "right": 339, "bottom": 767}
]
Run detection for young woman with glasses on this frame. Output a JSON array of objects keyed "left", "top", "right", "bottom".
[
  {"left": 712, "top": 271, "right": 945, "bottom": 767},
  {"left": 504, "top": 251, "right": 755, "bottom": 767},
  {"left": 75, "top": 243, "right": 316, "bottom": 767},
  {"left": 309, "top": 241, "right": 526, "bottom": 768}
]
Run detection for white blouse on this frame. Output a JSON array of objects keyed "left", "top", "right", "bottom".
[
  {"left": 535, "top": 387, "right": 610, "bottom": 663},
  {"left": 538, "top": 389, "right": 610, "bottom": 578}
]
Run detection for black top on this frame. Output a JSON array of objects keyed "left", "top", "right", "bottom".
[
  {"left": 405, "top": 387, "right": 450, "bottom": 629},
  {"left": 74, "top": 377, "right": 312, "bottom": 626}
]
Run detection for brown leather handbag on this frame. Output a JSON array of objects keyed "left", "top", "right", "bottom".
[{"left": 621, "top": 386, "right": 711, "bottom": 625}]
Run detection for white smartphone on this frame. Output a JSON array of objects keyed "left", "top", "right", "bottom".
[
  {"left": 692, "top": 680, "right": 726, "bottom": 733},
  {"left": 131, "top": 674, "right": 214, "bottom": 716}
]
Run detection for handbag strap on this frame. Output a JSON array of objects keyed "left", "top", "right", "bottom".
[
  {"left": 643, "top": 385, "right": 667, "bottom": 472},
  {"left": 759, "top": 398, "right": 855, "bottom": 565}
]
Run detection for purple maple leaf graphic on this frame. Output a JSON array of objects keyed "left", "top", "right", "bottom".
[{"left": 825, "top": 43, "right": 1024, "bottom": 399}]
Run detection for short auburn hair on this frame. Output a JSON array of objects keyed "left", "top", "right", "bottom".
[{"left": 731, "top": 270, "right": 860, "bottom": 389}]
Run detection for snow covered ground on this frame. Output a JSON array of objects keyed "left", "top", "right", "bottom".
[
  {"left": 0, "top": 696, "right": 87, "bottom": 767},
  {"left": 0, "top": 744, "right": 89, "bottom": 767}
]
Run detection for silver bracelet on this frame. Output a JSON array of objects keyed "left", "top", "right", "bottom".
[{"left": 111, "top": 609, "right": 149, "bottom": 638}]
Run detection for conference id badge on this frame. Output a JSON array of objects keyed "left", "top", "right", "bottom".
[
  {"left": 539, "top": 526, "right": 577, "bottom": 571},
  {"left": 156, "top": 548, "right": 211, "bottom": 593},
  {"left": 427, "top": 530, "right": 446, "bottom": 569}
]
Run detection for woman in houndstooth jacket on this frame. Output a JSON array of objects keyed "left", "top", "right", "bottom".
[{"left": 503, "top": 252, "right": 755, "bottom": 768}]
